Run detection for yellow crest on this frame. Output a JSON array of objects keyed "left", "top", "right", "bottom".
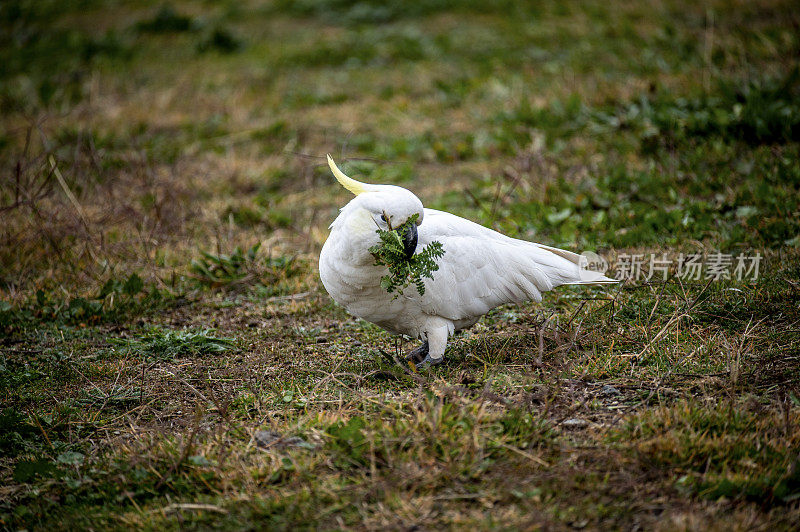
[{"left": 327, "top": 154, "right": 371, "bottom": 195}]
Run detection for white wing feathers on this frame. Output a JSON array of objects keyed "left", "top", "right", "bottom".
[{"left": 416, "top": 209, "right": 613, "bottom": 321}]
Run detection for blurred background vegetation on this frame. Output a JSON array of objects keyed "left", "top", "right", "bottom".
[{"left": 1, "top": 0, "right": 798, "bottom": 304}]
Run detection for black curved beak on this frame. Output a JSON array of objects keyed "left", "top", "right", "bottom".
[{"left": 402, "top": 222, "right": 418, "bottom": 260}]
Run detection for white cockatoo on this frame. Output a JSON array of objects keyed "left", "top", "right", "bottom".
[{"left": 319, "top": 155, "right": 617, "bottom": 366}]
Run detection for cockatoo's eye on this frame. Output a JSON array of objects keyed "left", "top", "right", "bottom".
[{"left": 380, "top": 213, "right": 392, "bottom": 229}]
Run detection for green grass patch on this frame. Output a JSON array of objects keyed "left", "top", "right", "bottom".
[
  {"left": 0, "top": 274, "right": 172, "bottom": 332},
  {"left": 188, "top": 243, "right": 305, "bottom": 293},
  {"left": 110, "top": 327, "right": 235, "bottom": 360},
  {"left": 612, "top": 398, "right": 800, "bottom": 504}
]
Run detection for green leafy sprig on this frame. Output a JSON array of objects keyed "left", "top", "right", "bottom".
[{"left": 368, "top": 214, "right": 445, "bottom": 297}]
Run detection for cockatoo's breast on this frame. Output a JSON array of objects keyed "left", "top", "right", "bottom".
[{"left": 319, "top": 219, "right": 428, "bottom": 339}]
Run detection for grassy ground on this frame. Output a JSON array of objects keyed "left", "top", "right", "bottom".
[{"left": 2, "top": 0, "right": 799, "bottom": 529}]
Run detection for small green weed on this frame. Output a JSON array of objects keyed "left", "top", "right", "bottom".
[
  {"left": 0, "top": 274, "right": 168, "bottom": 331},
  {"left": 111, "top": 328, "right": 235, "bottom": 360},
  {"left": 189, "top": 243, "right": 301, "bottom": 292}
]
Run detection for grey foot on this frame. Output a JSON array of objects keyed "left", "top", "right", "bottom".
[
  {"left": 405, "top": 341, "right": 429, "bottom": 364},
  {"left": 405, "top": 341, "right": 443, "bottom": 368},
  {"left": 414, "top": 354, "right": 444, "bottom": 368}
]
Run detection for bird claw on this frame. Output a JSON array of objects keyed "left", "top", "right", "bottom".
[
  {"left": 405, "top": 340, "right": 428, "bottom": 364},
  {"left": 410, "top": 354, "right": 444, "bottom": 368},
  {"left": 404, "top": 340, "right": 443, "bottom": 369}
]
